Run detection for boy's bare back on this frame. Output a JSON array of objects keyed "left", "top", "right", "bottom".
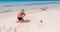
[
  {"left": 17, "top": 9, "right": 25, "bottom": 23},
  {"left": 17, "top": 9, "right": 25, "bottom": 18}
]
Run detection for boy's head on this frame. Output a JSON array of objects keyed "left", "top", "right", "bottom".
[{"left": 21, "top": 9, "right": 25, "bottom": 12}]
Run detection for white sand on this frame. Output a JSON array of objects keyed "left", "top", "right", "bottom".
[{"left": 0, "top": 8, "right": 60, "bottom": 32}]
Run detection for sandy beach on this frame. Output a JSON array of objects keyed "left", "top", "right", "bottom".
[{"left": 0, "top": 7, "right": 60, "bottom": 32}]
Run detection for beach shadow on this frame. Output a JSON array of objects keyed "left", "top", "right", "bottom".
[
  {"left": 16, "top": 19, "right": 30, "bottom": 23},
  {"left": 23, "top": 19, "right": 30, "bottom": 23}
]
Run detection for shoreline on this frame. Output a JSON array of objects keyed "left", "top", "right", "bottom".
[{"left": 0, "top": 8, "right": 60, "bottom": 32}]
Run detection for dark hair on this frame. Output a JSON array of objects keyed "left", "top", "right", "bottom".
[{"left": 22, "top": 9, "right": 24, "bottom": 11}]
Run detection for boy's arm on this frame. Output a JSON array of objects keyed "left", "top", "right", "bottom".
[{"left": 23, "top": 13, "right": 25, "bottom": 17}]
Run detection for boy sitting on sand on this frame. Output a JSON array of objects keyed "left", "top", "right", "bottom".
[{"left": 17, "top": 9, "right": 25, "bottom": 23}]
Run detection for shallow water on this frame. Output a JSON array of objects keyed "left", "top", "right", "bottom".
[{"left": 0, "top": 1, "right": 60, "bottom": 13}]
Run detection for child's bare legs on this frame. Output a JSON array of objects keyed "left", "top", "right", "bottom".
[
  {"left": 21, "top": 18, "right": 24, "bottom": 22},
  {"left": 16, "top": 20, "right": 19, "bottom": 23},
  {"left": 16, "top": 19, "right": 22, "bottom": 23}
]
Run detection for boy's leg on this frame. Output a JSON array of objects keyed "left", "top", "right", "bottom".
[
  {"left": 21, "top": 18, "right": 24, "bottom": 22},
  {"left": 16, "top": 20, "right": 20, "bottom": 23}
]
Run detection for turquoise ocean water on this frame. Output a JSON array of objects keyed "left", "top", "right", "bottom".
[{"left": 0, "top": 1, "right": 60, "bottom": 13}]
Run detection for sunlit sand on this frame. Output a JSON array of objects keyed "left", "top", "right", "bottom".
[{"left": 0, "top": 8, "right": 60, "bottom": 32}]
